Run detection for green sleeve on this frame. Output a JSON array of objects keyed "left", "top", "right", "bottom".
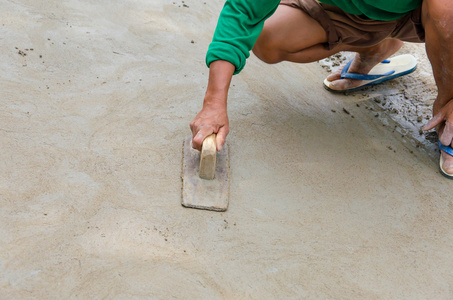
[{"left": 206, "top": 0, "right": 280, "bottom": 75}]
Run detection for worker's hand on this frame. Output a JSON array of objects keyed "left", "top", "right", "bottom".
[
  {"left": 424, "top": 98, "right": 453, "bottom": 146},
  {"left": 190, "top": 100, "right": 229, "bottom": 152}
]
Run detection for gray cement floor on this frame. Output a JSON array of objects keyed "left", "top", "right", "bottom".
[{"left": 1, "top": 0, "right": 452, "bottom": 299}]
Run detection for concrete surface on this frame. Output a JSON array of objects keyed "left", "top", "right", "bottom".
[{"left": 1, "top": 0, "right": 452, "bottom": 299}]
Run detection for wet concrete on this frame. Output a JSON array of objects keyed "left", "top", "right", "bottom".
[{"left": 1, "top": 0, "right": 452, "bottom": 298}]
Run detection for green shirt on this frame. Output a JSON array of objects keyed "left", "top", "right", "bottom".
[{"left": 206, "top": 0, "right": 422, "bottom": 74}]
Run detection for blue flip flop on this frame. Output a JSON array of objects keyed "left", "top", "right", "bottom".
[
  {"left": 438, "top": 140, "right": 453, "bottom": 179},
  {"left": 323, "top": 54, "right": 418, "bottom": 92}
]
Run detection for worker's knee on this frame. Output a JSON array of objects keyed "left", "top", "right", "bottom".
[
  {"left": 252, "top": 26, "right": 285, "bottom": 64},
  {"left": 423, "top": 0, "right": 453, "bottom": 40},
  {"left": 252, "top": 42, "right": 283, "bottom": 64}
]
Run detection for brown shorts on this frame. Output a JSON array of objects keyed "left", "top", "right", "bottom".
[{"left": 280, "top": 0, "right": 425, "bottom": 50}]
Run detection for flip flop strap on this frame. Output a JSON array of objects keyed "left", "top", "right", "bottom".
[
  {"left": 340, "top": 59, "right": 395, "bottom": 80},
  {"left": 439, "top": 140, "right": 453, "bottom": 157}
]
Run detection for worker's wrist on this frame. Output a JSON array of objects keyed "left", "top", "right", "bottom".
[
  {"left": 205, "top": 60, "right": 234, "bottom": 98},
  {"left": 203, "top": 94, "right": 227, "bottom": 110}
]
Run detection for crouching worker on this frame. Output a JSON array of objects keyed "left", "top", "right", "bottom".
[{"left": 190, "top": 0, "right": 453, "bottom": 179}]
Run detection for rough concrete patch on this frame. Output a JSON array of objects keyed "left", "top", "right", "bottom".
[{"left": 318, "top": 45, "right": 439, "bottom": 158}]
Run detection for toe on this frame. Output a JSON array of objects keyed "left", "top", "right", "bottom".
[
  {"left": 328, "top": 78, "right": 360, "bottom": 91},
  {"left": 441, "top": 151, "right": 453, "bottom": 175},
  {"left": 326, "top": 69, "right": 342, "bottom": 82}
]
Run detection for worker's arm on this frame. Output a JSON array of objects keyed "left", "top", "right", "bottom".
[
  {"left": 190, "top": 60, "right": 234, "bottom": 151},
  {"left": 191, "top": 0, "right": 280, "bottom": 150}
]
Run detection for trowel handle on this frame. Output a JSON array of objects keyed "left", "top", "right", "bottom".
[{"left": 199, "top": 134, "right": 216, "bottom": 180}]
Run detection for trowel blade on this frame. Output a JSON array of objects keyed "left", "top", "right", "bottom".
[{"left": 181, "top": 136, "right": 229, "bottom": 211}]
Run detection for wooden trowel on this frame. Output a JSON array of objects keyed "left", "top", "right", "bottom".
[{"left": 181, "top": 134, "right": 229, "bottom": 211}]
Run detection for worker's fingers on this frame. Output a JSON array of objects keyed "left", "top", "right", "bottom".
[
  {"left": 216, "top": 125, "right": 229, "bottom": 152},
  {"left": 190, "top": 103, "right": 229, "bottom": 151},
  {"left": 192, "top": 126, "right": 215, "bottom": 151},
  {"left": 424, "top": 99, "right": 453, "bottom": 149},
  {"left": 440, "top": 121, "right": 453, "bottom": 146},
  {"left": 423, "top": 111, "right": 443, "bottom": 131}
]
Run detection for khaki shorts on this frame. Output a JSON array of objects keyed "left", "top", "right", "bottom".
[{"left": 280, "top": 0, "right": 424, "bottom": 50}]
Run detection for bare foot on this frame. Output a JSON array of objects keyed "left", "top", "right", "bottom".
[{"left": 326, "top": 39, "right": 404, "bottom": 91}]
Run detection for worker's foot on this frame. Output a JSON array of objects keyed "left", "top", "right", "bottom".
[
  {"left": 325, "top": 39, "right": 404, "bottom": 91},
  {"left": 441, "top": 150, "right": 453, "bottom": 177}
]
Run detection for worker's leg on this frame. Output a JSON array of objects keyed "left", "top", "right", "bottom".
[
  {"left": 252, "top": 4, "right": 331, "bottom": 64},
  {"left": 422, "top": 0, "right": 453, "bottom": 174},
  {"left": 252, "top": 4, "right": 403, "bottom": 90}
]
